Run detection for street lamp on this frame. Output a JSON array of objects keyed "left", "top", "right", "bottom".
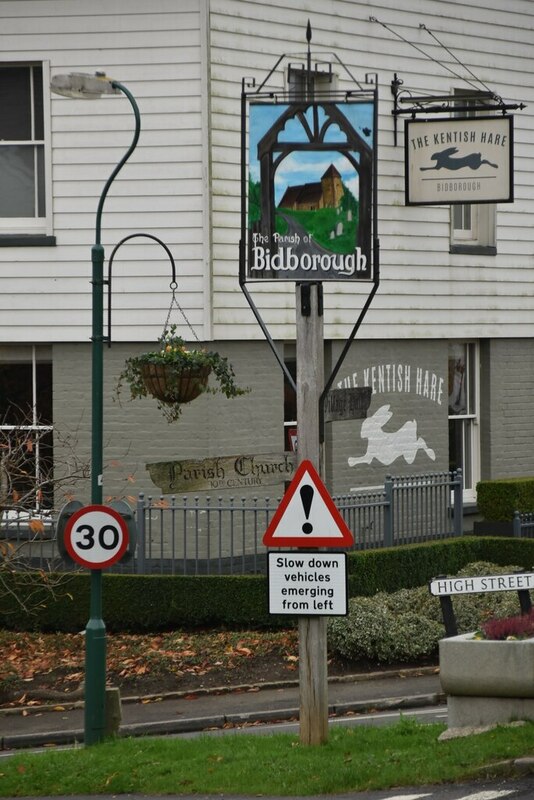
[
  {"left": 51, "top": 71, "right": 140, "bottom": 503},
  {"left": 51, "top": 72, "right": 141, "bottom": 745}
]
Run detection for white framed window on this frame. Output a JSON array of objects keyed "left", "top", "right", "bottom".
[
  {"left": 451, "top": 200, "right": 495, "bottom": 250},
  {"left": 287, "top": 65, "right": 337, "bottom": 98},
  {"left": 0, "top": 347, "right": 53, "bottom": 511},
  {"left": 452, "top": 203, "right": 475, "bottom": 241},
  {"left": 448, "top": 341, "right": 480, "bottom": 503},
  {"left": 450, "top": 92, "right": 496, "bottom": 254},
  {"left": 0, "top": 62, "right": 53, "bottom": 238},
  {"left": 283, "top": 348, "right": 297, "bottom": 453}
]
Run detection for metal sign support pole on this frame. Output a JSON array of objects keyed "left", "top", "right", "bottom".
[
  {"left": 85, "top": 568, "right": 106, "bottom": 744},
  {"left": 296, "top": 282, "right": 328, "bottom": 745}
]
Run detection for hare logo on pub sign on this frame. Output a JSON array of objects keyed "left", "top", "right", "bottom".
[
  {"left": 348, "top": 404, "right": 436, "bottom": 467},
  {"left": 340, "top": 362, "right": 443, "bottom": 468}
]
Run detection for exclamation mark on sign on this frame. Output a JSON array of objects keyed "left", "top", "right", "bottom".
[{"left": 300, "top": 484, "right": 314, "bottom": 534}]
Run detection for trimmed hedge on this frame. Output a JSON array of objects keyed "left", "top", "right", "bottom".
[
  {"left": 476, "top": 477, "right": 534, "bottom": 521},
  {"left": 3, "top": 536, "right": 534, "bottom": 633},
  {"left": 347, "top": 535, "right": 534, "bottom": 595},
  {"left": 329, "top": 561, "right": 531, "bottom": 664},
  {"left": 0, "top": 573, "right": 273, "bottom": 633}
]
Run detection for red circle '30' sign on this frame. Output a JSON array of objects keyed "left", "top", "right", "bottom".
[{"left": 64, "top": 505, "right": 129, "bottom": 569}]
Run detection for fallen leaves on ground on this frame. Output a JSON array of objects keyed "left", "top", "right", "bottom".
[{"left": 0, "top": 628, "right": 299, "bottom": 701}]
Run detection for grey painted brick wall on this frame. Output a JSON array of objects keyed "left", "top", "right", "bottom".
[
  {"left": 481, "top": 339, "right": 534, "bottom": 480},
  {"left": 53, "top": 340, "right": 284, "bottom": 505},
  {"left": 326, "top": 339, "right": 449, "bottom": 495},
  {"left": 51, "top": 335, "right": 534, "bottom": 510}
]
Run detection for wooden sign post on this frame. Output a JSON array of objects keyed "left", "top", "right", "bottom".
[
  {"left": 296, "top": 282, "right": 328, "bottom": 745},
  {"left": 240, "top": 27, "right": 379, "bottom": 748}
]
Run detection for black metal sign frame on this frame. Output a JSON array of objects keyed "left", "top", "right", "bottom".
[{"left": 237, "top": 41, "right": 380, "bottom": 403}]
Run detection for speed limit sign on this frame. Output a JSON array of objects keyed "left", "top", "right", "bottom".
[{"left": 64, "top": 505, "right": 129, "bottom": 569}]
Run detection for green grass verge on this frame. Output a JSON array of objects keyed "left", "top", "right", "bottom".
[{"left": 2, "top": 719, "right": 534, "bottom": 796}]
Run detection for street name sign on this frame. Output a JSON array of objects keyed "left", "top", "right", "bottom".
[
  {"left": 262, "top": 460, "right": 354, "bottom": 548},
  {"left": 268, "top": 552, "right": 348, "bottom": 616},
  {"left": 429, "top": 572, "right": 534, "bottom": 596}
]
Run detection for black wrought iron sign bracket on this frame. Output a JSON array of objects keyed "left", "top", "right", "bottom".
[
  {"left": 239, "top": 23, "right": 380, "bottom": 396},
  {"left": 391, "top": 73, "right": 526, "bottom": 146}
]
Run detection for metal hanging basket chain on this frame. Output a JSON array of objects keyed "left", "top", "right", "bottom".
[
  {"left": 163, "top": 281, "right": 201, "bottom": 343},
  {"left": 144, "top": 280, "right": 208, "bottom": 406}
]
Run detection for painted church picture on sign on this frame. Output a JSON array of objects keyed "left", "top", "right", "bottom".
[{"left": 246, "top": 100, "right": 375, "bottom": 281}]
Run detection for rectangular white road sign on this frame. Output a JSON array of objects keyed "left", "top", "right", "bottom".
[
  {"left": 429, "top": 571, "right": 534, "bottom": 596},
  {"left": 268, "top": 551, "right": 348, "bottom": 616}
]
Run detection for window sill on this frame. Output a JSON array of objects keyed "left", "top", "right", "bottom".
[
  {"left": 0, "top": 234, "right": 56, "bottom": 247},
  {"left": 450, "top": 244, "right": 496, "bottom": 256}
]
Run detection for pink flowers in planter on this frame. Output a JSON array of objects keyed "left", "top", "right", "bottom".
[{"left": 479, "top": 609, "right": 534, "bottom": 640}]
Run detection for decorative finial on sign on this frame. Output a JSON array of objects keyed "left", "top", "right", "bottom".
[{"left": 306, "top": 19, "right": 312, "bottom": 44}]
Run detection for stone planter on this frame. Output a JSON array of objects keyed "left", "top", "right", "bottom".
[{"left": 439, "top": 632, "right": 534, "bottom": 729}]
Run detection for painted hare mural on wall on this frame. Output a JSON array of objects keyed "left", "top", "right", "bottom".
[{"left": 348, "top": 404, "right": 436, "bottom": 467}]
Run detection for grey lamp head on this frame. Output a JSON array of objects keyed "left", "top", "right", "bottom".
[{"left": 50, "top": 72, "right": 121, "bottom": 99}]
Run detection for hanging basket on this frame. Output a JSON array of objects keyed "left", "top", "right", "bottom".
[{"left": 140, "top": 363, "right": 211, "bottom": 404}]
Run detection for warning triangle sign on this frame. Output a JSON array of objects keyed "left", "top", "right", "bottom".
[{"left": 262, "top": 460, "right": 354, "bottom": 548}]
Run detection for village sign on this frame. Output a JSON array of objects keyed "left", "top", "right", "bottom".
[{"left": 243, "top": 98, "right": 376, "bottom": 281}]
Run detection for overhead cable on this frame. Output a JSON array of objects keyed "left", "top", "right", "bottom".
[
  {"left": 369, "top": 16, "right": 492, "bottom": 95},
  {"left": 419, "top": 23, "right": 494, "bottom": 97}
]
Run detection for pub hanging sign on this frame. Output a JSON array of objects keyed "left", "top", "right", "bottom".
[
  {"left": 405, "top": 115, "right": 513, "bottom": 206},
  {"left": 241, "top": 98, "right": 376, "bottom": 281}
]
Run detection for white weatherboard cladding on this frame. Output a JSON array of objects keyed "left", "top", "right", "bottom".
[
  {"left": 209, "top": 0, "right": 534, "bottom": 341},
  {"left": 0, "top": 0, "right": 533, "bottom": 344},
  {"left": 0, "top": 0, "right": 210, "bottom": 343}
]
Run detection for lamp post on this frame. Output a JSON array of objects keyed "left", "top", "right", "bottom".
[{"left": 51, "top": 72, "right": 140, "bottom": 745}]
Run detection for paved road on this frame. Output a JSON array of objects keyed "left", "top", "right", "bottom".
[
  {"left": 3, "top": 777, "right": 534, "bottom": 800},
  {"left": 0, "top": 668, "right": 443, "bottom": 749},
  {"left": 2, "top": 668, "right": 534, "bottom": 799}
]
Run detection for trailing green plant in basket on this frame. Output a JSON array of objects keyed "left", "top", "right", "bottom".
[{"left": 116, "top": 325, "right": 248, "bottom": 422}]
